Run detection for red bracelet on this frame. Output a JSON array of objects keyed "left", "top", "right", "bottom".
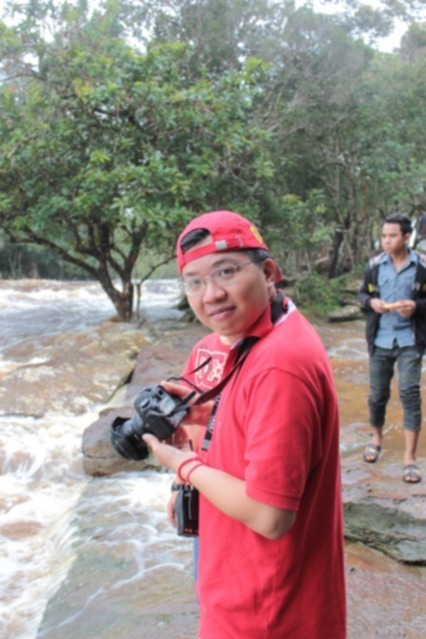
[
  {"left": 186, "top": 461, "right": 205, "bottom": 485},
  {"left": 177, "top": 456, "right": 201, "bottom": 482}
]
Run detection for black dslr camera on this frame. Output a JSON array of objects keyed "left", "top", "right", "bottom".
[{"left": 110, "top": 384, "right": 188, "bottom": 461}]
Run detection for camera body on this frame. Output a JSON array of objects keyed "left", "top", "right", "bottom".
[
  {"left": 176, "top": 484, "right": 199, "bottom": 537},
  {"left": 110, "top": 384, "right": 188, "bottom": 461}
]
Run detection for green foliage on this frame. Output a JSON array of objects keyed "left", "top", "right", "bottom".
[
  {"left": 268, "top": 192, "right": 331, "bottom": 272},
  {"left": 134, "top": 250, "right": 179, "bottom": 279},
  {"left": 1, "top": 0, "right": 426, "bottom": 320},
  {"left": 292, "top": 273, "right": 343, "bottom": 317},
  {"left": 0, "top": 3, "right": 276, "bottom": 319}
]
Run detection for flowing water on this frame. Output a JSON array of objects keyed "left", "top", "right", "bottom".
[
  {"left": 0, "top": 280, "right": 424, "bottom": 639},
  {"left": 0, "top": 280, "right": 193, "bottom": 639}
]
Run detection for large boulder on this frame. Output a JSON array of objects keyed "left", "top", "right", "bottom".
[
  {"left": 0, "top": 322, "right": 148, "bottom": 417},
  {"left": 82, "top": 325, "right": 207, "bottom": 476},
  {"left": 328, "top": 304, "right": 363, "bottom": 322}
]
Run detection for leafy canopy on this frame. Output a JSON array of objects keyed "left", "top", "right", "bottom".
[{"left": 0, "top": 2, "right": 275, "bottom": 319}]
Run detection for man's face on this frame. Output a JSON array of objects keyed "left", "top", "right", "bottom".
[
  {"left": 181, "top": 248, "right": 276, "bottom": 343},
  {"left": 381, "top": 223, "right": 410, "bottom": 256}
]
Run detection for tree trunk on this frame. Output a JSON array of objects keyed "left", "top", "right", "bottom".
[
  {"left": 97, "top": 272, "right": 134, "bottom": 322},
  {"left": 328, "top": 228, "right": 344, "bottom": 279}
]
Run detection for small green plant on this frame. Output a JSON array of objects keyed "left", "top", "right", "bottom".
[{"left": 293, "top": 273, "right": 342, "bottom": 318}]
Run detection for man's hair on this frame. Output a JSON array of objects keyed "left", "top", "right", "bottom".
[
  {"left": 180, "top": 228, "right": 210, "bottom": 253},
  {"left": 180, "top": 228, "right": 270, "bottom": 263},
  {"left": 384, "top": 213, "right": 412, "bottom": 236}
]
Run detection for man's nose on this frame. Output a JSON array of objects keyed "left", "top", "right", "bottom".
[{"left": 201, "top": 276, "right": 227, "bottom": 302}]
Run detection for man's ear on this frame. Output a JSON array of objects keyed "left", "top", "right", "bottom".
[{"left": 262, "top": 258, "right": 278, "bottom": 284}]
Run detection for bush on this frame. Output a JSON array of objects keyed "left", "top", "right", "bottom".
[{"left": 292, "top": 273, "right": 342, "bottom": 317}]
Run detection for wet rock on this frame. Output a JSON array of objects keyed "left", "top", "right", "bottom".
[
  {"left": 0, "top": 322, "right": 148, "bottom": 417},
  {"left": 328, "top": 305, "right": 363, "bottom": 322},
  {"left": 36, "top": 476, "right": 198, "bottom": 639},
  {"left": 341, "top": 453, "right": 426, "bottom": 565},
  {"left": 82, "top": 324, "right": 207, "bottom": 476},
  {"left": 342, "top": 280, "right": 362, "bottom": 294},
  {"left": 344, "top": 541, "right": 426, "bottom": 639}
]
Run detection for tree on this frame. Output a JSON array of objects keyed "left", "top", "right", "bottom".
[
  {"left": 138, "top": 0, "right": 426, "bottom": 274},
  {"left": 0, "top": 2, "right": 275, "bottom": 320},
  {"left": 142, "top": 0, "right": 292, "bottom": 75},
  {"left": 256, "top": 6, "right": 377, "bottom": 275},
  {"left": 2, "top": 0, "right": 425, "bottom": 305},
  {"left": 400, "top": 20, "right": 426, "bottom": 62},
  {"left": 355, "top": 49, "right": 426, "bottom": 249}
]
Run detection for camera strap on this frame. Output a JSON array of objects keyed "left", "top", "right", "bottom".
[{"left": 198, "top": 336, "right": 258, "bottom": 451}]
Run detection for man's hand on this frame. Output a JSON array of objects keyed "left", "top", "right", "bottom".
[
  {"left": 371, "top": 298, "right": 416, "bottom": 317},
  {"left": 393, "top": 299, "right": 416, "bottom": 318},
  {"left": 161, "top": 380, "right": 214, "bottom": 427},
  {"left": 370, "top": 298, "right": 390, "bottom": 314},
  {"left": 142, "top": 432, "right": 198, "bottom": 473},
  {"left": 143, "top": 434, "right": 296, "bottom": 540}
]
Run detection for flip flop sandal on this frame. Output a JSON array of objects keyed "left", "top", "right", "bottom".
[
  {"left": 362, "top": 444, "right": 381, "bottom": 463},
  {"left": 402, "top": 464, "right": 422, "bottom": 484}
]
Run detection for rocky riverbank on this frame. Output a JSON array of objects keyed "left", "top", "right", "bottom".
[
  {"left": 2, "top": 314, "right": 425, "bottom": 638},
  {"left": 78, "top": 317, "right": 426, "bottom": 638},
  {"left": 81, "top": 319, "right": 426, "bottom": 564}
]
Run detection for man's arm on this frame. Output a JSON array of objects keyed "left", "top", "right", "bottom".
[
  {"left": 358, "top": 265, "right": 374, "bottom": 310},
  {"left": 143, "top": 434, "right": 296, "bottom": 540},
  {"left": 359, "top": 264, "right": 389, "bottom": 314},
  {"left": 186, "top": 460, "right": 296, "bottom": 540},
  {"left": 413, "top": 286, "right": 426, "bottom": 316}
]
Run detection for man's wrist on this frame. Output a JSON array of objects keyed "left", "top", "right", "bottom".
[{"left": 177, "top": 455, "right": 202, "bottom": 482}]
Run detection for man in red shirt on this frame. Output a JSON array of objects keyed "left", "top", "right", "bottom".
[{"left": 144, "top": 210, "right": 346, "bottom": 638}]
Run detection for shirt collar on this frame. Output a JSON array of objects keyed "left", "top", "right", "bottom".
[
  {"left": 380, "top": 249, "right": 417, "bottom": 267},
  {"left": 229, "top": 295, "right": 290, "bottom": 351}
]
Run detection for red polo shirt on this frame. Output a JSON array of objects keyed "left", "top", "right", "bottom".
[{"left": 196, "top": 303, "right": 346, "bottom": 638}]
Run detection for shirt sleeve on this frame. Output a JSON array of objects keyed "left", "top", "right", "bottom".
[{"left": 244, "top": 367, "right": 325, "bottom": 511}]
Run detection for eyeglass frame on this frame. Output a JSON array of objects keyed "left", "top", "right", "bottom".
[{"left": 181, "top": 258, "right": 261, "bottom": 296}]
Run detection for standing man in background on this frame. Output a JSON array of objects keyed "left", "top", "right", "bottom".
[
  {"left": 359, "top": 212, "right": 426, "bottom": 483},
  {"left": 144, "top": 210, "right": 346, "bottom": 638}
]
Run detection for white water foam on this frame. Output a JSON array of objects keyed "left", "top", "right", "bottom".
[{"left": 0, "top": 280, "right": 186, "bottom": 639}]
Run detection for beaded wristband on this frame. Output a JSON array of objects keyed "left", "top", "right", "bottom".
[
  {"left": 177, "top": 456, "right": 201, "bottom": 482},
  {"left": 186, "top": 461, "right": 205, "bottom": 485}
]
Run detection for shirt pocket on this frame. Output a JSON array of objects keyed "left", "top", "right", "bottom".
[
  {"left": 378, "top": 271, "right": 390, "bottom": 288},
  {"left": 400, "top": 274, "right": 414, "bottom": 299}
]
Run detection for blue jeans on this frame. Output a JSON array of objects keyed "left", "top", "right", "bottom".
[{"left": 368, "top": 344, "right": 423, "bottom": 432}]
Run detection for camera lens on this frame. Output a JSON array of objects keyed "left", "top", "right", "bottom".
[{"left": 109, "top": 415, "right": 150, "bottom": 460}]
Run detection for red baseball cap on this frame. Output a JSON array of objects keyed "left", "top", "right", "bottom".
[
  {"left": 176, "top": 210, "right": 269, "bottom": 269},
  {"left": 176, "top": 210, "right": 282, "bottom": 283}
]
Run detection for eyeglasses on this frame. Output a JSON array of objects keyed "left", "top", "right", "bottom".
[{"left": 181, "top": 260, "right": 255, "bottom": 296}]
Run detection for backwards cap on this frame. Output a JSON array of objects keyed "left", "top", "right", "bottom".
[{"left": 176, "top": 210, "right": 270, "bottom": 272}]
